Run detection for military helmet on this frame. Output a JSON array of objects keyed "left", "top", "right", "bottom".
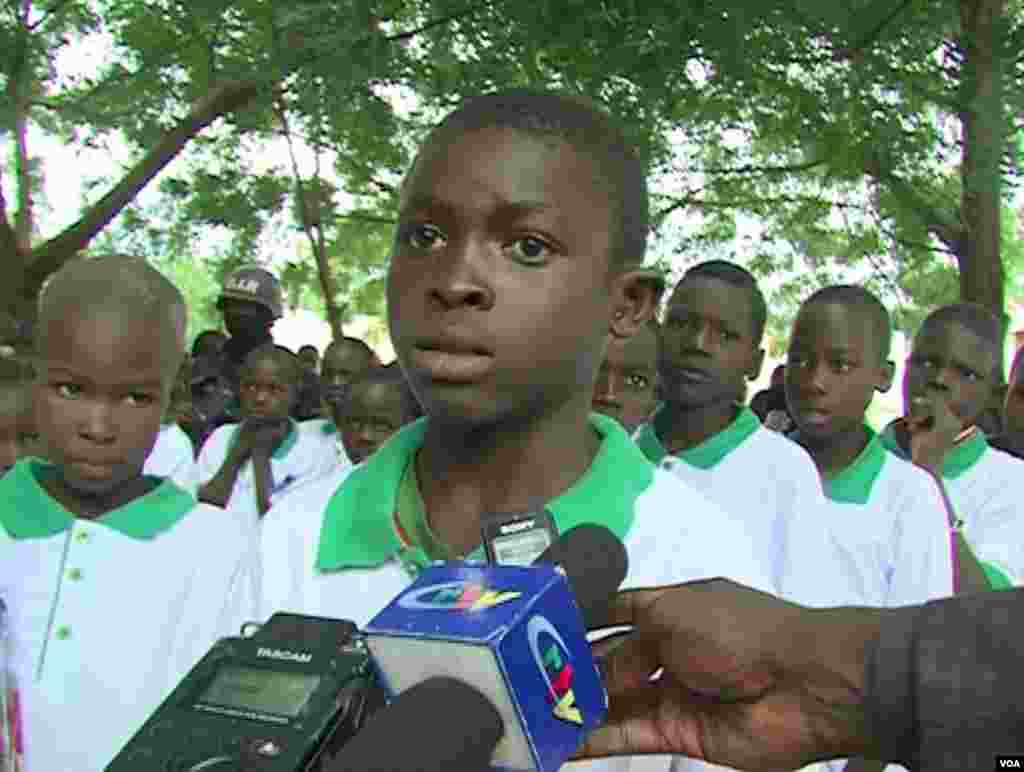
[{"left": 216, "top": 266, "right": 283, "bottom": 319}]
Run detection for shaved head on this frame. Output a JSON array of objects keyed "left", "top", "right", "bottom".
[{"left": 37, "top": 256, "right": 187, "bottom": 388}]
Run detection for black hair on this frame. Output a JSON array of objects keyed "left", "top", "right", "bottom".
[
  {"left": 241, "top": 343, "right": 302, "bottom": 386},
  {"left": 325, "top": 336, "right": 376, "bottom": 365},
  {"left": 917, "top": 303, "right": 1002, "bottom": 375},
  {"left": 802, "top": 285, "right": 892, "bottom": 362},
  {"left": 298, "top": 344, "right": 318, "bottom": 356},
  {"left": 351, "top": 364, "right": 423, "bottom": 422},
  {"left": 192, "top": 330, "right": 226, "bottom": 357},
  {"left": 415, "top": 88, "right": 648, "bottom": 270},
  {"left": 675, "top": 260, "right": 767, "bottom": 343},
  {"left": 37, "top": 255, "right": 187, "bottom": 384}
]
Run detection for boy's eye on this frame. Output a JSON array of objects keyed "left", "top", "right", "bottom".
[
  {"left": 55, "top": 383, "right": 81, "bottom": 399},
  {"left": 504, "top": 236, "right": 554, "bottom": 265},
  {"left": 831, "top": 360, "right": 854, "bottom": 375},
  {"left": 625, "top": 374, "right": 650, "bottom": 390},
  {"left": 126, "top": 393, "right": 157, "bottom": 407},
  {"left": 404, "top": 223, "right": 446, "bottom": 251}
]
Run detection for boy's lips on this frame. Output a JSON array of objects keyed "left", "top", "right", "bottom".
[{"left": 411, "top": 334, "right": 494, "bottom": 383}]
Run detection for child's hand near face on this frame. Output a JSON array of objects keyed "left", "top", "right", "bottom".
[{"left": 904, "top": 394, "right": 963, "bottom": 477}]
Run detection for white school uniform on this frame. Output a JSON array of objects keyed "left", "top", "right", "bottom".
[
  {"left": 298, "top": 418, "right": 351, "bottom": 467},
  {"left": 633, "top": 406, "right": 849, "bottom": 605},
  {"left": 881, "top": 425, "right": 1024, "bottom": 588},
  {"left": 197, "top": 419, "right": 341, "bottom": 529},
  {"left": 143, "top": 423, "right": 199, "bottom": 494},
  {"left": 0, "top": 459, "right": 257, "bottom": 772},
  {"left": 259, "top": 413, "right": 776, "bottom": 772}
]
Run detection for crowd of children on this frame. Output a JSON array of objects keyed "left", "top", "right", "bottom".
[{"left": 1, "top": 88, "right": 1022, "bottom": 772}]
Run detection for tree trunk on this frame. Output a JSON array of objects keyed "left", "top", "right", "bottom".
[
  {"left": 958, "top": 0, "right": 1007, "bottom": 330},
  {"left": 1, "top": 79, "right": 262, "bottom": 316}
]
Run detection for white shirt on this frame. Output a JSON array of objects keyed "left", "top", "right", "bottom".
[
  {"left": 0, "top": 461, "right": 258, "bottom": 772},
  {"left": 197, "top": 420, "right": 342, "bottom": 529},
  {"left": 259, "top": 414, "right": 776, "bottom": 772},
  {"left": 143, "top": 423, "right": 198, "bottom": 494}
]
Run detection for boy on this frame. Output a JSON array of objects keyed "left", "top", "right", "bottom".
[
  {"left": 592, "top": 318, "right": 661, "bottom": 433},
  {"left": 0, "top": 357, "right": 38, "bottom": 476},
  {"left": 339, "top": 364, "right": 422, "bottom": 465},
  {"left": 300, "top": 337, "right": 380, "bottom": 464},
  {"left": 259, "top": 92, "right": 774, "bottom": 772},
  {"left": 143, "top": 358, "right": 199, "bottom": 491},
  {"left": 632, "top": 261, "right": 837, "bottom": 601},
  {"left": 881, "top": 303, "right": 1024, "bottom": 588},
  {"left": 0, "top": 256, "right": 255, "bottom": 772},
  {"left": 991, "top": 345, "right": 1024, "bottom": 459},
  {"left": 198, "top": 343, "right": 340, "bottom": 524}
]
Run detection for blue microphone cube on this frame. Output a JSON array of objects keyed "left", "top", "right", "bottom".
[{"left": 363, "top": 563, "right": 608, "bottom": 772}]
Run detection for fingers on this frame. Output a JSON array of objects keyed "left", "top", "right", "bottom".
[
  {"left": 577, "top": 687, "right": 681, "bottom": 759},
  {"left": 600, "top": 586, "right": 669, "bottom": 628},
  {"left": 597, "top": 633, "right": 664, "bottom": 698}
]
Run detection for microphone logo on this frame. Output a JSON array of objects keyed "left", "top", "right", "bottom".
[
  {"left": 396, "top": 581, "right": 523, "bottom": 612},
  {"left": 527, "top": 616, "right": 583, "bottom": 726}
]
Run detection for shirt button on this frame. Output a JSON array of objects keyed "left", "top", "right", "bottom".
[
  {"left": 55, "top": 625, "right": 72, "bottom": 640},
  {"left": 75, "top": 530, "right": 90, "bottom": 544},
  {"left": 68, "top": 568, "right": 83, "bottom": 581}
]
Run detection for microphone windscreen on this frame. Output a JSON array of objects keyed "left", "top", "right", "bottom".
[
  {"left": 533, "top": 524, "right": 628, "bottom": 627},
  {"left": 326, "top": 676, "right": 504, "bottom": 772}
]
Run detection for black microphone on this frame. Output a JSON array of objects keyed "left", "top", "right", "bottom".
[
  {"left": 532, "top": 524, "right": 629, "bottom": 629},
  {"left": 326, "top": 676, "right": 503, "bottom": 772}
]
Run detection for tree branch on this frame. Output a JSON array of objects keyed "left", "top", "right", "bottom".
[
  {"left": 683, "top": 159, "right": 829, "bottom": 177},
  {"left": 24, "top": 80, "right": 261, "bottom": 290},
  {"left": 383, "top": 1, "right": 491, "bottom": 44}
]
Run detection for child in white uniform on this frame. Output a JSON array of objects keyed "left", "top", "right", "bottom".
[
  {"left": 259, "top": 89, "right": 776, "bottom": 772},
  {"left": 144, "top": 422, "right": 198, "bottom": 493},
  {"left": 0, "top": 256, "right": 256, "bottom": 772},
  {"left": 786, "top": 287, "right": 968, "bottom": 772},
  {"left": 198, "top": 344, "right": 340, "bottom": 528},
  {"left": 632, "top": 262, "right": 842, "bottom": 604}
]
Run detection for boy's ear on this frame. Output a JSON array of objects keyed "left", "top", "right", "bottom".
[
  {"left": 748, "top": 347, "right": 766, "bottom": 381},
  {"left": 877, "top": 359, "right": 895, "bottom": 393},
  {"left": 609, "top": 270, "right": 665, "bottom": 339}
]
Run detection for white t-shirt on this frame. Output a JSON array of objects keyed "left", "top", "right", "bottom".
[
  {"left": 881, "top": 426, "right": 1024, "bottom": 587},
  {"left": 633, "top": 407, "right": 848, "bottom": 606},
  {"left": 298, "top": 418, "right": 351, "bottom": 467},
  {"left": 259, "top": 414, "right": 777, "bottom": 772},
  {"left": 0, "top": 460, "right": 258, "bottom": 772},
  {"left": 197, "top": 419, "right": 342, "bottom": 529},
  {"left": 143, "top": 423, "right": 198, "bottom": 494}
]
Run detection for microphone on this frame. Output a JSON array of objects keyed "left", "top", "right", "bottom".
[
  {"left": 531, "top": 524, "right": 628, "bottom": 629},
  {"left": 362, "top": 525, "right": 628, "bottom": 772},
  {"left": 326, "top": 676, "right": 503, "bottom": 772}
]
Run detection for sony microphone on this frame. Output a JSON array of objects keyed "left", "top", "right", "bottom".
[{"left": 326, "top": 676, "right": 503, "bottom": 772}]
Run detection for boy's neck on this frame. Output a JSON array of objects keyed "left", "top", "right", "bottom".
[
  {"left": 795, "top": 424, "right": 872, "bottom": 481},
  {"left": 658, "top": 398, "right": 740, "bottom": 456},
  {"left": 37, "top": 466, "right": 160, "bottom": 520},
  {"left": 417, "top": 400, "right": 601, "bottom": 558}
]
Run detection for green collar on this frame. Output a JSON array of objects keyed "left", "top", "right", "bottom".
[
  {"left": 228, "top": 419, "right": 300, "bottom": 460},
  {"left": 321, "top": 420, "right": 337, "bottom": 436},
  {"left": 0, "top": 459, "right": 195, "bottom": 540},
  {"left": 636, "top": 405, "right": 761, "bottom": 469},
  {"left": 822, "top": 427, "right": 887, "bottom": 504},
  {"left": 879, "top": 422, "right": 988, "bottom": 480},
  {"left": 314, "top": 412, "right": 653, "bottom": 572}
]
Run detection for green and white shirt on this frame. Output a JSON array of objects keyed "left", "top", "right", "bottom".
[
  {"left": 881, "top": 425, "right": 1024, "bottom": 588},
  {"left": 197, "top": 419, "right": 342, "bottom": 528},
  {"left": 0, "top": 460, "right": 257, "bottom": 772},
  {"left": 259, "top": 413, "right": 775, "bottom": 772},
  {"left": 633, "top": 407, "right": 843, "bottom": 606}
]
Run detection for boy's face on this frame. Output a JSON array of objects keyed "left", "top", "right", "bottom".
[
  {"left": 0, "top": 386, "right": 38, "bottom": 475},
  {"left": 659, "top": 276, "right": 763, "bottom": 411},
  {"left": 592, "top": 326, "right": 659, "bottom": 433},
  {"left": 904, "top": 319, "right": 996, "bottom": 430},
  {"left": 321, "top": 344, "right": 371, "bottom": 389},
  {"left": 35, "top": 311, "right": 170, "bottom": 495},
  {"left": 239, "top": 357, "right": 295, "bottom": 422},
  {"left": 785, "top": 302, "right": 890, "bottom": 443},
  {"left": 388, "top": 127, "right": 620, "bottom": 426},
  {"left": 339, "top": 381, "right": 408, "bottom": 464},
  {"left": 1004, "top": 358, "right": 1024, "bottom": 435}
]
